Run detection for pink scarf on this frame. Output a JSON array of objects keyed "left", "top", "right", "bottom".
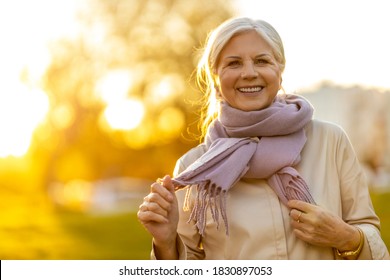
[{"left": 172, "top": 94, "right": 315, "bottom": 235}]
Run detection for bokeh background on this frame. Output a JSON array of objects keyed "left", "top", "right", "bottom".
[{"left": 0, "top": 0, "right": 389, "bottom": 259}]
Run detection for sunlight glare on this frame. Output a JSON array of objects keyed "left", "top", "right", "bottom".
[
  {"left": 51, "top": 104, "right": 75, "bottom": 130},
  {"left": 96, "top": 70, "right": 134, "bottom": 103},
  {"left": 0, "top": 0, "right": 81, "bottom": 157},
  {"left": 96, "top": 70, "right": 146, "bottom": 130},
  {"left": 146, "top": 74, "right": 184, "bottom": 106},
  {"left": 0, "top": 85, "right": 49, "bottom": 157},
  {"left": 104, "top": 99, "right": 145, "bottom": 131}
]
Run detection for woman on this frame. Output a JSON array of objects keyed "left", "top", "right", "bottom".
[{"left": 137, "top": 17, "right": 389, "bottom": 260}]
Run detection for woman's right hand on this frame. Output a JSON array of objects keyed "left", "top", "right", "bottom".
[{"left": 137, "top": 175, "right": 179, "bottom": 259}]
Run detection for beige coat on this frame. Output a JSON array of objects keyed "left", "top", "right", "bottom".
[{"left": 154, "top": 120, "right": 390, "bottom": 259}]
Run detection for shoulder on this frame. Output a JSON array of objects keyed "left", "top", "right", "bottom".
[
  {"left": 173, "top": 143, "right": 207, "bottom": 176},
  {"left": 306, "top": 119, "right": 348, "bottom": 142},
  {"left": 301, "top": 119, "right": 360, "bottom": 179},
  {"left": 304, "top": 119, "right": 353, "bottom": 155}
]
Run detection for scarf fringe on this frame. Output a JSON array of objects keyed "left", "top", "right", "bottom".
[
  {"left": 285, "top": 176, "right": 316, "bottom": 204},
  {"left": 181, "top": 167, "right": 314, "bottom": 237},
  {"left": 268, "top": 167, "right": 316, "bottom": 205},
  {"left": 184, "top": 182, "right": 229, "bottom": 236}
]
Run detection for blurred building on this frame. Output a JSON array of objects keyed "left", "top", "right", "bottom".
[{"left": 302, "top": 83, "right": 390, "bottom": 191}]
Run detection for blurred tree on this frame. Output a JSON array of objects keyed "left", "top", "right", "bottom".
[{"left": 36, "top": 0, "right": 234, "bottom": 185}]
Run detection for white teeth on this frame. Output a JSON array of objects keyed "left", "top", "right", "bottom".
[{"left": 239, "top": 87, "right": 263, "bottom": 93}]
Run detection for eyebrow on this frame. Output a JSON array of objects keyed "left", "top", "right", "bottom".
[
  {"left": 255, "top": 54, "right": 273, "bottom": 58},
  {"left": 222, "top": 53, "right": 273, "bottom": 60}
]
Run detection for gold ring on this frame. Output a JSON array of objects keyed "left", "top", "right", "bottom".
[{"left": 297, "top": 211, "right": 302, "bottom": 223}]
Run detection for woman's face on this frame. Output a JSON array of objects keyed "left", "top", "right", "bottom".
[{"left": 215, "top": 30, "right": 282, "bottom": 111}]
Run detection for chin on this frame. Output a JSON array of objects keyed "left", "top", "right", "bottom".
[{"left": 238, "top": 102, "right": 271, "bottom": 111}]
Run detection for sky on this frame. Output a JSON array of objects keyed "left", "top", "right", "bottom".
[{"left": 233, "top": 0, "right": 390, "bottom": 92}]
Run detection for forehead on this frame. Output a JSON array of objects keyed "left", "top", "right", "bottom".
[{"left": 220, "top": 30, "right": 273, "bottom": 58}]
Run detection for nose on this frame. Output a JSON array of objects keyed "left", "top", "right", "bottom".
[{"left": 241, "top": 62, "right": 258, "bottom": 79}]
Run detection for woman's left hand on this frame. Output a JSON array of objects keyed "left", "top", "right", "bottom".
[{"left": 287, "top": 200, "right": 360, "bottom": 251}]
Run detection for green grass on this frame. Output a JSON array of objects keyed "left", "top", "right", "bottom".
[
  {"left": 58, "top": 211, "right": 152, "bottom": 259},
  {"left": 370, "top": 191, "right": 390, "bottom": 251}
]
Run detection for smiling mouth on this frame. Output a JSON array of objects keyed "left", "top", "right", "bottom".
[{"left": 237, "top": 86, "right": 264, "bottom": 93}]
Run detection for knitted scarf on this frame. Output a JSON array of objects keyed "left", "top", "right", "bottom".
[{"left": 172, "top": 94, "right": 315, "bottom": 235}]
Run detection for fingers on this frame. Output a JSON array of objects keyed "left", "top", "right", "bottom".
[
  {"left": 287, "top": 199, "right": 317, "bottom": 224},
  {"left": 138, "top": 177, "right": 175, "bottom": 225},
  {"left": 138, "top": 196, "right": 169, "bottom": 224},
  {"left": 288, "top": 202, "right": 342, "bottom": 247},
  {"left": 287, "top": 199, "right": 312, "bottom": 212},
  {"left": 141, "top": 197, "right": 169, "bottom": 216},
  {"left": 288, "top": 200, "right": 307, "bottom": 224},
  {"left": 137, "top": 204, "right": 169, "bottom": 224},
  {"left": 160, "top": 175, "right": 175, "bottom": 193},
  {"left": 151, "top": 181, "right": 173, "bottom": 204},
  {"left": 289, "top": 208, "right": 305, "bottom": 223}
]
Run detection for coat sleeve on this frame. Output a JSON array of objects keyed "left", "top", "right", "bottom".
[{"left": 335, "top": 126, "right": 389, "bottom": 259}]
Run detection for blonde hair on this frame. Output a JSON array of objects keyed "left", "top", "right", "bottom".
[{"left": 196, "top": 17, "right": 286, "bottom": 139}]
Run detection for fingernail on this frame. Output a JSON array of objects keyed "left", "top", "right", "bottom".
[{"left": 157, "top": 178, "right": 164, "bottom": 185}]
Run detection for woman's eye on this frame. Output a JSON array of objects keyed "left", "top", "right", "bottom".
[
  {"left": 255, "top": 59, "right": 268, "bottom": 64},
  {"left": 227, "top": 61, "right": 240, "bottom": 67}
]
